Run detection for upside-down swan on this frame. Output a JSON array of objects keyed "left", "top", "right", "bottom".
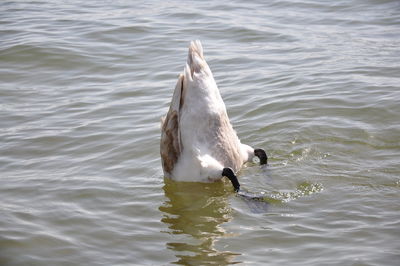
[{"left": 160, "top": 40, "right": 267, "bottom": 192}]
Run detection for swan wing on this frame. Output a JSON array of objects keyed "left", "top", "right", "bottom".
[{"left": 160, "top": 74, "right": 185, "bottom": 177}]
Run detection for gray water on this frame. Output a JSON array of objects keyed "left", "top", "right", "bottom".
[{"left": 1, "top": 0, "right": 400, "bottom": 265}]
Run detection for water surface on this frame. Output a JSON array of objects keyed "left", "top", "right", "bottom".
[{"left": 1, "top": 0, "right": 400, "bottom": 265}]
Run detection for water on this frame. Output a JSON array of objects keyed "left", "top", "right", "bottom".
[{"left": 1, "top": 0, "right": 399, "bottom": 265}]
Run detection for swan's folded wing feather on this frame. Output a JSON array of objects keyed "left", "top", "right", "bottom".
[{"left": 160, "top": 74, "right": 184, "bottom": 176}]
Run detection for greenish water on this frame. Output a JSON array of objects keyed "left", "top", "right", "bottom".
[{"left": 1, "top": 0, "right": 399, "bottom": 265}]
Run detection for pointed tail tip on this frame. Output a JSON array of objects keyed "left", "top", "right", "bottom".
[
  {"left": 188, "top": 40, "right": 204, "bottom": 59},
  {"left": 186, "top": 40, "right": 207, "bottom": 77}
]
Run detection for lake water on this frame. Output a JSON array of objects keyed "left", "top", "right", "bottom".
[{"left": 1, "top": 0, "right": 399, "bottom": 265}]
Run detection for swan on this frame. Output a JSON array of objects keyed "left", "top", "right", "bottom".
[{"left": 160, "top": 40, "right": 267, "bottom": 192}]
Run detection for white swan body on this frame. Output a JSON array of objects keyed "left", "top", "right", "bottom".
[{"left": 161, "top": 41, "right": 258, "bottom": 183}]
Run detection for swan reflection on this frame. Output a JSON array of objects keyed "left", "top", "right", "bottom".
[{"left": 159, "top": 179, "right": 240, "bottom": 265}]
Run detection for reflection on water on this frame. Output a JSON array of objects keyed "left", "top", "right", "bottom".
[{"left": 159, "top": 179, "right": 241, "bottom": 265}]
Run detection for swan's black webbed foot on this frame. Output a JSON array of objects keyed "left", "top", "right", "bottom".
[
  {"left": 222, "top": 167, "right": 240, "bottom": 192},
  {"left": 254, "top": 148, "right": 268, "bottom": 165}
]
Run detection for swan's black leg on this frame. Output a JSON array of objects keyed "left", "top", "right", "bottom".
[
  {"left": 254, "top": 149, "right": 268, "bottom": 165},
  {"left": 222, "top": 167, "right": 240, "bottom": 192}
]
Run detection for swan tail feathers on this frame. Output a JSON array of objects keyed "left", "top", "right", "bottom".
[{"left": 187, "top": 40, "right": 209, "bottom": 78}]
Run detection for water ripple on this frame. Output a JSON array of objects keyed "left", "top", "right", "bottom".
[{"left": 1, "top": 0, "right": 400, "bottom": 265}]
